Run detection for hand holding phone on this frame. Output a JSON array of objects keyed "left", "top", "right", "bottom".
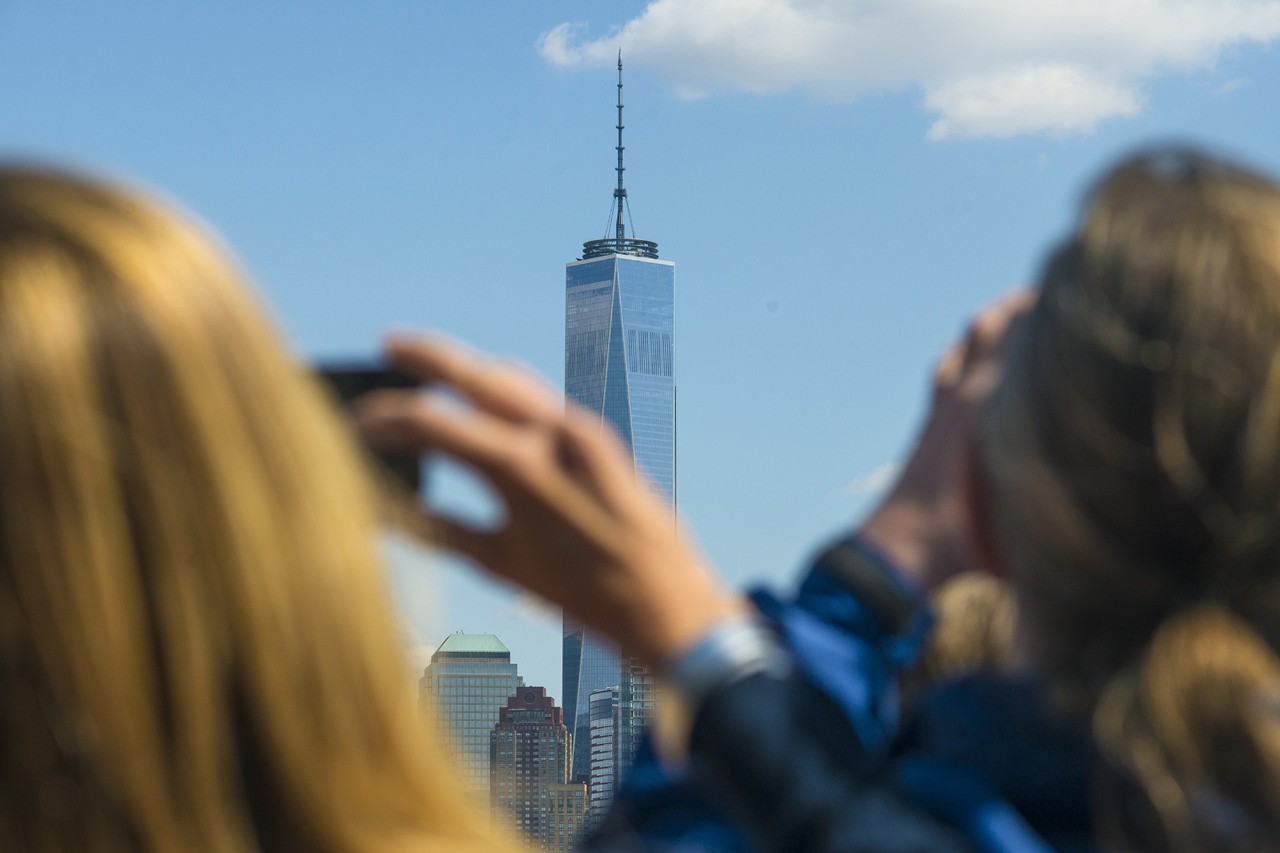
[{"left": 316, "top": 363, "right": 424, "bottom": 493}]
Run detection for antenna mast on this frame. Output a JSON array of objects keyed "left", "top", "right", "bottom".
[
  {"left": 581, "top": 49, "right": 658, "bottom": 260},
  {"left": 614, "top": 50, "right": 627, "bottom": 244}
]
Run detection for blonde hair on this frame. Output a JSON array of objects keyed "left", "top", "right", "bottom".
[
  {"left": 918, "top": 572, "right": 1015, "bottom": 682},
  {"left": 984, "top": 150, "right": 1280, "bottom": 849},
  {"left": 0, "top": 167, "right": 502, "bottom": 851}
]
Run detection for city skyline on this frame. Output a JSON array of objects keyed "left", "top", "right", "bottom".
[{"left": 3, "top": 3, "right": 1279, "bottom": 693}]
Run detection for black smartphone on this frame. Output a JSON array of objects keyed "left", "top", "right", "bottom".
[{"left": 316, "top": 363, "right": 423, "bottom": 493}]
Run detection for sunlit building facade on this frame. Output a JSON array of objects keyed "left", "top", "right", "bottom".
[
  {"left": 546, "top": 783, "right": 589, "bottom": 851},
  {"left": 490, "top": 686, "right": 578, "bottom": 849},
  {"left": 420, "top": 633, "right": 520, "bottom": 799},
  {"left": 564, "top": 252, "right": 676, "bottom": 497},
  {"left": 563, "top": 253, "right": 674, "bottom": 788}
]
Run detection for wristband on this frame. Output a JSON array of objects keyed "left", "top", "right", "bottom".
[{"left": 666, "top": 615, "right": 790, "bottom": 713}]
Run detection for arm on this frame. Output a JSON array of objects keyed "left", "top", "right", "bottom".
[
  {"left": 356, "top": 289, "right": 1028, "bottom": 671},
  {"left": 856, "top": 288, "right": 1034, "bottom": 593},
  {"left": 357, "top": 292, "right": 1031, "bottom": 849}
]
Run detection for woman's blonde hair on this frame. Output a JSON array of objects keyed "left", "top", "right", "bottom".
[
  {"left": 984, "top": 150, "right": 1280, "bottom": 850},
  {"left": 0, "top": 167, "right": 500, "bottom": 851}
]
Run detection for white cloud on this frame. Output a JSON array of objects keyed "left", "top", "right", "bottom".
[
  {"left": 924, "top": 65, "right": 1141, "bottom": 139},
  {"left": 539, "top": 0, "right": 1280, "bottom": 138},
  {"left": 846, "top": 460, "right": 902, "bottom": 496},
  {"left": 1212, "top": 76, "right": 1253, "bottom": 95}
]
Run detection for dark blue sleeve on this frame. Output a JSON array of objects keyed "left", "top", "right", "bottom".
[
  {"left": 588, "top": 536, "right": 937, "bottom": 852},
  {"left": 758, "top": 536, "right": 934, "bottom": 757}
]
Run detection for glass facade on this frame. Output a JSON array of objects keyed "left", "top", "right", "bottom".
[
  {"left": 565, "top": 254, "right": 675, "bottom": 498},
  {"left": 419, "top": 633, "right": 521, "bottom": 799},
  {"left": 618, "top": 657, "right": 658, "bottom": 783},
  {"left": 587, "top": 686, "right": 619, "bottom": 828},
  {"left": 563, "top": 252, "right": 675, "bottom": 787},
  {"left": 561, "top": 617, "right": 582, "bottom": 766},
  {"left": 563, "top": 618, "right": 620, "bottom": 783}
]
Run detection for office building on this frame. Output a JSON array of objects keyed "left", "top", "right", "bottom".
[
  {"left": 586, "top": 687, "right": 619, "bottom": 826},
  {"left": 617, "top": 657, "right": 659, "bottom": 783},
  {"left": 563, "top": 53, "right": 674, "bottom": 791},
  {"left": 583, "top": 660, "right": 658, "bottom": 828},
  {"left": 489, "top": 686, "right": 581, "bottom": 850},
  {"left": 546, "top": 783, "right": 589, "bottom": 852},
  {"left": 562, "top": 618, "right": 619, "bottom": 785},
  {"left": 420, "top": 632, "right": 521, "bottom": 798}
]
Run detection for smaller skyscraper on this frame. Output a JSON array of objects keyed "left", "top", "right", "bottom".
[
  {"left": 420, "top": 632, "right": 521, "bottom": 798},
  {"left": 587, "top": 687, "right": 620, "bottom": 827},
  {"left": 584, "top": 660, "right": 658, "bottom": 828},
  {"left": 490, "top": 686, "right": 583, "bottom": 850},
  {"left": 617, "top": 657, "right": 659, "bottom": 783}
]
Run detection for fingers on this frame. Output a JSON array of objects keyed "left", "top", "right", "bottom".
[
  {"left": 385, "top": 335, "right": 561, "bottom": 425},
  {"left": 426, "top": 513, "right": 500, "bottom": 567},
  {"left": 557, "top": 406, "right": 646, "bottom": 504},
  {"left": 368, "top": 335, "right": 650, "bottom": 509},
  {"left": 966, "top": 288, "right": 1037, "bottom": 363},
  {"left": 936, "top": 289, "right": 1038, "bottom": 392},
  {"left": 356, "top": 390, "right": 544, "bottom": 487}
]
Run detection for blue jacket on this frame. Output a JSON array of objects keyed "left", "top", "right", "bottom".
[{"left": 587, "top": 538, "right": 1106, "bottom": 853}]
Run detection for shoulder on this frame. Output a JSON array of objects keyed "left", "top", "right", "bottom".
[{"left": 589, "top": 759, "right": 970, "bottom": 853}]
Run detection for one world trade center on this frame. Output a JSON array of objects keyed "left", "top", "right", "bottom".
[{"left": 562, "top": 54, "right": 675, "bottom": 789}]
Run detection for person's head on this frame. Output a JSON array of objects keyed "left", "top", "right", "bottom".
[
  {"left": 983, "top": 148, "right": 1280, "bottom": 848},
  {"left": 0, "top": 167, "right": 495, "bottom": 851}
]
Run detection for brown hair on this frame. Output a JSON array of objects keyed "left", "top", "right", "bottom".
[
  {"left": 984, "top": 150, "right": 1280, "bottom": 849},
  {"left": 0, "top": 167, "right": 504, "bottom": 851}
]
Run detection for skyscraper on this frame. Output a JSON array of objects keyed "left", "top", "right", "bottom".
[
  {"left": 586, "top": 686, "right": 619, "bottom": 826},
  {"left": 563, "top": 54, "right": 675, "bottom": 787},
  {"left": 617, "top": 657, "right": 659, "bottom": 783},
  {"left": 584, "top": 661, "right": 659, "bottom": 828},
  {"left": 420, "top": 632, "right": 521, "bottom": 798},
  {"left": 489, "top": 686, "right": 585, "bottom": 850}
]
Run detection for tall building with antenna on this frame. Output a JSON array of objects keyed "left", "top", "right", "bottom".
[{"left": 563, "top": 53, "right": 674, "bottom": 788}]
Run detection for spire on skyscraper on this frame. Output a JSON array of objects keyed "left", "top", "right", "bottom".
[
  {"left": 583, "top": 50, "right": 659, "bottom": 260},
  {"left": 614, "top": 49, "right": 627, "bottom": 246}
]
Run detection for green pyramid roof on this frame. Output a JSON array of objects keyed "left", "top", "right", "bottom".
[{"left": 434, "top": 632, "right": 510, "bottom": 655}]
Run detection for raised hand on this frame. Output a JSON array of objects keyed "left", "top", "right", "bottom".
[
  {"left": 357, "top": 336, "right": 748, "bottom": 669},
  {"left": 858, "top": 289, "right": 1036, "bottom": 591}
]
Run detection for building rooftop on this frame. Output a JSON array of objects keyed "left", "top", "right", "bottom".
[
  {"left": 581, "top": 236, "right": 659, "bottom": 260},
  {"left": 433, "top": 632, "right": 510, "bottom": 656}
]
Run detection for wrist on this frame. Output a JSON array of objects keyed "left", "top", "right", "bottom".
[
  {"left": 648, "top": 608, "right": 789, "bottom": 771},
  {"left": 664, "top": 611, "right": 789, "bottom": 712},
  {"left": 642, "top": 588, "right": 753, "bottom": 672},
  {"left": 857, "top": 497, "right": 933, "bottom": 588},
  {"left": 857, "top": 488, "right": 972, "bottom": 593}
]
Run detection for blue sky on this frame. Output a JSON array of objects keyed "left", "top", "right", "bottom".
[{"left": 3, "top": 1, "right": 1278, "bottom": 693}]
